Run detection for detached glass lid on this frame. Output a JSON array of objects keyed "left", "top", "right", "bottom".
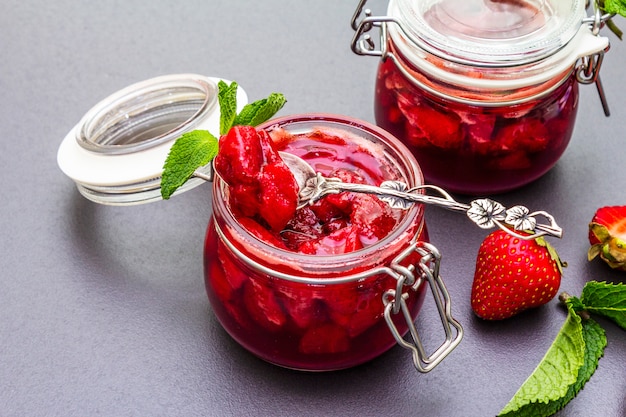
[
  {"left": 392, "top": 0, "right": 587, "bottom": 65},
  {"left": 57, "top": 74, "right": 248, "bottom": 205}
]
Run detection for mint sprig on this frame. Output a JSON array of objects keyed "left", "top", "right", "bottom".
[
  {"left": 498, "top": 281, "right": 625, "bottom": 417},
  {"left": 602, "top": 0, "right": 626, "bottom": 17},
  {"left": 595, "top": 0, "right": 626, "bottom": 39},
  {"left": 581, "top": 280, "right": 626, "bottom": 329},
  {"left": 217, "top": 80, "right": 239, "bottom": 136},
  {"left": 498, "top": 304, "right": 586, "bottom": 417},
  {"left": 160, "top": 130, "right": 219, "bottom": 200},
  {"left": 234, "top": 92, "right": 287, "bottom": 128},
  {"left": 160, "top": 81, "right": 286, "bottom": 199}
]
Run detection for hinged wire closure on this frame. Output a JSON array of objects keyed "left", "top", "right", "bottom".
[
  {"left": 383, "top": 241, "right": 463, "bottom": 373},
  {"left": 350, "top": 0, "right": 611, "bottom": 112},
  {"left": 215, "top": 221, "right": 463, "bottom": 373}
]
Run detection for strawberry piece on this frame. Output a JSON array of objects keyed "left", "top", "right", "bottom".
[
  {"left": 214, "top": 125, "right": 265, "bottom": 185},
  {"left": 471, "top": 230, "right": 565, "bottom": 320},
  {"left": 309, "top": 198, "right": 344, "bottom": 223},
  {"left": 214, "top": 125, "right": 298, "bottom": 232},
  {"left": 243, "top": 279, "right": 287, "bottom": 332},
  {"left": 208, "top": 258, "right": 234, "bottom": 303},
  {"left": 493, "top": 118, "right": 550, "bottom": 154},
  {"left": 326, "top": 284, "right": 383, "bottom": 338},
  {"left": 208, "top": 248, "right": 249, "bottom": 328},
  {"left": 216, "top": 243, "right": 248, "bottom": 294},
  {"left": 275, "top": 284, "right": 326, "bottom": 329},
  {"left": 298, "top": 225, "right": 364, "bottom": 255},
  {"left": 397, "top": 98, "right": 464, "bottom": 150},
  {"left": 282, "top": 207, "right": 323, "bottom": 250},
  {"left": 487, "top": 151, "right": 532, "bottom": 171},
  {"left": 237, "top": 217, "right": 289, "bottom": 250},
  {"left": 588, "top": 205, "right": 626, "bottom": 272},
  {"left": 257, "top": 161, "right": 299, "bottom": 231},
  {"left": 457, "top": 110, "right": 497, "bottom": 155},
  {"left": 228, "top": 184, "right": 261, "bottom": 218},
  {"left": 298, "top": 323, "right": 350, "bottom": 355},
  {"left": 350, "top": 194, "right": 398, "bottom": 244}
]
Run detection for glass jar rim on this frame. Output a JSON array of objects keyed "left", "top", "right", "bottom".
[
  {"left": 211, "top": 113, "right": 427, "bottom": 283},
  {"left": 75, "top": 75, "right": 217, "bottom": 155},
  {"left": 391, "top": 0, "right": 587, "bottom": 66}
]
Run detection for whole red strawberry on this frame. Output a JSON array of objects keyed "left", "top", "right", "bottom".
[
  {"left": 588, "top": 205, "right": 626, "bottom": 272},
  {"left": 471, "top": 230, "right": 566, "bottom": 320}
]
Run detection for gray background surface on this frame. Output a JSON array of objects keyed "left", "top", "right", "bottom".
[{"left": 1, "top": 1, "right": 625, "bottom": 416}]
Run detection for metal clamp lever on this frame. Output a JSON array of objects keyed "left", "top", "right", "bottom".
[
  {"left": 580, "top": 7, "right": 614, "bottom": 116},
  {"left": 382, "top": 241, "right": 463, "bottom": 373}
]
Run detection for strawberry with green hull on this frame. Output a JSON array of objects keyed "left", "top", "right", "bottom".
[
  {"left": 588, "top": 205, "right": 626, "bottom": 272},
  {"left": 471, "top": 230, "right": 566, "bottom": 320}
]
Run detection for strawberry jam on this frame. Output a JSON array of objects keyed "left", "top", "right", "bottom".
[
  {"left": 350, "top": 0, "right": 608, "bottom": 195},
  {"left": 374, "top": 55, "right": 579, "bottom": 195},
  {"left": 204, "top": 114, "right": 428, "bottom": 370}
]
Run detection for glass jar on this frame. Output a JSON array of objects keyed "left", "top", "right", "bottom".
[
  {"left": 351, "top": 0, "right": 610, "bottom": 194},
  {"left": 204, "top": 114, "right": 462, "bottom": 371},
  {"left": 58, "top": 76, "right": 462, "bottom": 373}
]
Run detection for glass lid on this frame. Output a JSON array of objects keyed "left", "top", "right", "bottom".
[
  {"left": 392, "top": 0, "right": 586, "bottom": 65},
  {"left": 57, "top": 74, "right": 248, "bottom": 205}
]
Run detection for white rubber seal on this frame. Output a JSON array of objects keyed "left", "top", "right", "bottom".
[{"left": 57, "top": 74, "right": 248, "bottom": 205}]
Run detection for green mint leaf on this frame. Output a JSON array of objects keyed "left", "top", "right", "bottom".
[
  {"left": 218, "top": 80, "right": 239, "bottom": 135},
  {"left": 581, "top": 281, "right": 626, "bottom": 330},
  {"left": 498, "top": 314, "right": 606, "bottom": 417},
  {"left": 602, "top": 0, "right": 626, "bottom": 17},
  {"left": 233, "top": 93, "right": 287, "bottom": 127},
  {"left": 498, "top": 307, "right": 585, "bottom": 416},
  {"left": 552, "top": 316, "right": 606, "bottom": 412},
  {"left": 160, "top": 130, "right": 218, "bottom": 199},
  {"left": 519, "top": 298, "right": 607, "bottom": 417}
]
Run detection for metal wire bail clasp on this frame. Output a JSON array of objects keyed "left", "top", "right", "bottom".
[
  {"left": 579, "top": 5, "right": 614, "bottom": 116},
  {"left": 382, "top": 241, "right": 463, "bottom": 373},
  {"left": 350, "top": 0, "right": 395, "bottom": 58}
]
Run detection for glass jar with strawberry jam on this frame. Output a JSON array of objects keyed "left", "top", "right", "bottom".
[
  {"left": 351, "top": 0, "right": 611, "bottom": 194},
  {"left": 58, "top": 75, "right": 462, "bottom": 373},
  {"left": 204, "top": 114, "right": 462, "bottom": 371}
]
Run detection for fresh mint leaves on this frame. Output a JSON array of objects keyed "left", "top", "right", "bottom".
[
  {"left": 218, "top": 80, "right": 239, "bottom": 136},
  {"left": 498, "top": 281, "right": 625, "bottom": 417},
  {"left": 498, "top": 305, "right": 586, "bottom": 417},
  {"left": 603, "top": 0, "right": 626, "bottom": 18},
  {"left": 581, "top": 280, "right": 626, "bottom": 329},
  {"left": 596, "top": 0, "right": 626, "bottom": 39},
  {"left": 234, "top": 93, "right": 287, "bottom": 128},
  {"left": 160, "top": 130, "right": 218, "bottom": 200},
  {"left": 160, "top": 81, "right": 286, "bottom": 199},
  {"left": 216, "top": 79, "right": 287, "bottom": 135}
]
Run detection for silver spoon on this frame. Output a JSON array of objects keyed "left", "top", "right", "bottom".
[{"left": 195, "top": 152, "right": 563, "bottom": 240}]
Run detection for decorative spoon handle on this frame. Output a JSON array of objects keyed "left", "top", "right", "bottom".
[{"left": 300, "top": 174, "right": 562, "bottom": 240}]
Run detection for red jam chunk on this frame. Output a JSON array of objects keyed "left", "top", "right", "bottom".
[
  {"left": 213, "top": 125, "right": 299, "bottom": 232},
  {"left": 374, "top": 58, "right": 579, "bottom": 194},
  {"left": 205, "top": 125, "right": 427, "bottom": 370},
  {"left": 214, "top": 125, "right": 403, "bottom": 255}
]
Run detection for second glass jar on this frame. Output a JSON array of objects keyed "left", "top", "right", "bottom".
[
  {"left": 352, "top": 0, "right": 610, "bottom": 195},
  {"left": 374, "top": 51, "right": 579, "bottom": 195}
]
